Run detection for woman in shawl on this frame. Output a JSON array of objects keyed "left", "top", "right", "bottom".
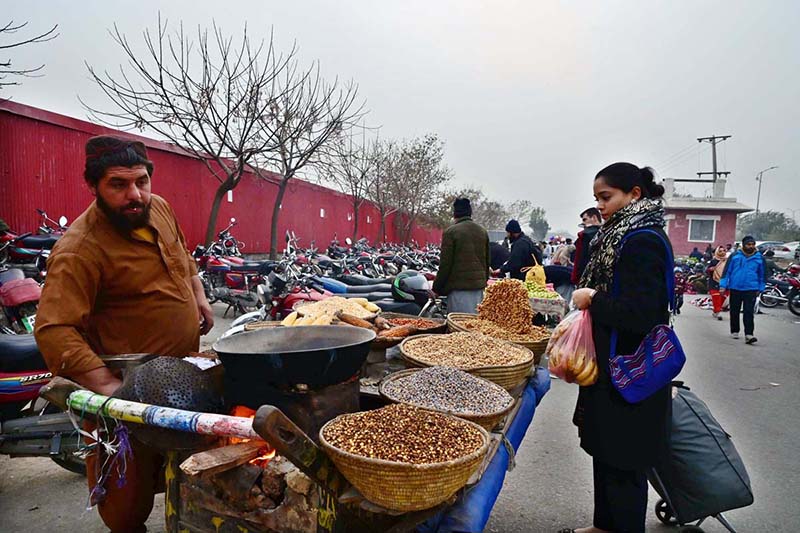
[
  {"left": 707, "top": 245, "right": 729, "bottom": 320},
  {"left": 559, "top": 162, "right": 673, "bottom": 533}
]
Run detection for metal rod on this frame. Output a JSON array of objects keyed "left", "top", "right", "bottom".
[{"left": 65, "top": 390, "right": 261, "bottom": 440}]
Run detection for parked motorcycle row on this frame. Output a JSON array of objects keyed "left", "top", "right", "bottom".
[
  {"left": 675, "top": 256, "right": 800, "bottom": 317},
  {"left": 192, "top": 220, "right": 445, "bottom": 329}
]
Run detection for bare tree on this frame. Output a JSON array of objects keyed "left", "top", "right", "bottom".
[
  {"left": 323, "top": 128, "right": 377, "bottom": 240},
  {"left": 367, "top": 139, "right": 402, "bottom": 243},
  {"left": 250, "top": 59, "right": 364, "bottom": 258},
  {"left": 83, "top": 17, "right": 291, "bottom": 245},
  {"left": 434, "top": 187, "right": 509, "bottom": 230},
  {"left": 390, "top": 134, "right": 451, "bottom": 243},
  {"left": 0, "top": 20, "right": 59, "bottom": 89}
]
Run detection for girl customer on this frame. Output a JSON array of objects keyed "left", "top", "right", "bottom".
[
  {"left": 560, "top": 162, "right": 673, "bottom": 533},
  {"left": 708, "top": 246, "right": 728, "bottom": 320}
]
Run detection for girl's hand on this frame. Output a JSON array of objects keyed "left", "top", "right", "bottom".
[{"left": 572, "top": 288, "right": 596, "bottom": 310}]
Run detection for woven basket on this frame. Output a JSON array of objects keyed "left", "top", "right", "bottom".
[
  {"left": 446, "top": 313, "right": 549, "bottom": 366},
  {"left": 319, "top": 413, "right": 490, "bottom": 511},
  {"left": 399, "top": 334, "right": 534, "bottom": 391},
  {"left": 381, "top": 313, "right": 447, "bottom": 334},
  {"left": 378, "top": 368, "right": 514, "bottom": 431}
]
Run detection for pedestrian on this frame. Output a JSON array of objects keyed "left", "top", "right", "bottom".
[
  {"left": 432, "top": 198, "right": 490, "bottom": 314},
  {"left": 689, "top": 246, "right": 703, "bottom": 261},
  {"left": 719, "top": 236, "right": 766, "bottom": 344},
  {"left": 707, "top": 245, "right": 728, "bottom": 320},
  {"left": 492, "top": 219, "right": 542, "bottom": 280},
  {"left": 562, "top": 162, "right": 672, "bottom": 533},
  {"left": 552, "top": 238, "right": 576, "bottom": 266},
  {"left": 34, "top": 136, "right": 214, "bottom": 532},
  {"left": 489, "top": 240, "right": 510, "bottom": 270},
  {"left": 571, "top": 207, "right": 602, "bottom": 285},
  {"left": 703, "top": 243, "right": 714, "bottom": 261},
  {"left": 763, "top": 250, "right": 785, "bottom": 280}
]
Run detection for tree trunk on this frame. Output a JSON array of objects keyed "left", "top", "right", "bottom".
[
  {"left": 379, "top": 212, "right": 388, "bottom": 244},
  {"left": 352, "top": 202, "right": 360, "bottom": 241},
  {"left": 204, "top": 184, "right": 229, "bottom": 247},
  {"left": 269, "top": 179, "right": 290, "bottom": 260}
]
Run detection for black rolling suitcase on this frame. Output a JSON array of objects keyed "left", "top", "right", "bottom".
[{"left": 649, "top": 382, "right": 754, "bottom": 533}]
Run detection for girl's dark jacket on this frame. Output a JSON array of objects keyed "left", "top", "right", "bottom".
[{"left": 574, "top": 228, "right": 672, "bottom": 471}]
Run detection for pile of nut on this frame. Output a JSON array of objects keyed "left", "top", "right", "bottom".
[
  {"left": 383, "top": 367, "right": 513, "bottom": 415},
  {"left": 296, "top": 297, "right": 377, "bottom": 319},
  {"left": 402, "top": 332, "right": 532, "bottom": 369},
  {"left": 322, "top": 403, "right": 484, "bottom": 464},
  {"left": 478, "top": 279, "right": 535, "bottom": 334},
  {"left": 459, "top": 317, "right": 550, "bottom": 343},
  {"left": 388, "top": 317, "right": 441, "bottom": 330}
]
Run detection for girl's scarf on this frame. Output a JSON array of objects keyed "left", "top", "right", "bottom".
[{"left": 579, "top": 198, "right": 666, "bottom": 292}]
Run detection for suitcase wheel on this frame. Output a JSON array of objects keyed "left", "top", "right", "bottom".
[{"left": 655, "top": 499, "right": 678, "bottom": 525}]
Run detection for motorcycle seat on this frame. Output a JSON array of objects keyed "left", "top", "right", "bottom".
[
  {"left": 337, "top": 274, "right": 395, "bottom": 286},
  {"left": 338, "top": 283, "right": 392, "bottom": 294},
  {"left": 339, "top": 292, "right": 393, "bottom": 302},
  {"left": 0, "top": 334, "right": 47, "bottom": 373},
  {"left": 373, "top": 299, "right": 422, "bottom": 315},
  {"left": 19, "top": 234, "right": 60, "bottom": 250},
  {"left": 230, "top": 261, "right": 278, "bottom": 274}
]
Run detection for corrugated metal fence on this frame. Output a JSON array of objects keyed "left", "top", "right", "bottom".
[{"left": 0, "top": 100, "right": 441, "bottom": 252}]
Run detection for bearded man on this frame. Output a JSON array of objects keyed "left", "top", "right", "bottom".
[{"left": 35, "top": 135, "right": 214, "bottom": 532}]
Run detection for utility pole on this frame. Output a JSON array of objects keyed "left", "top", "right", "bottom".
[
  {"left": 755, "top": 166, "right": 778, "bottom": 214},
  {"left": 696, "top": 135, "right": 731, "bottom": 182}
]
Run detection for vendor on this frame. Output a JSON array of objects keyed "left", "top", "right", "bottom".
[
  {"left": 493, "top": 219, "right": 542, "bottom": 280},
  {"left": 34, "top": 135, "right": 214, "bottom": 532}
]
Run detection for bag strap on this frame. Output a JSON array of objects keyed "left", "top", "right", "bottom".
[{"left": 609, "top": 228, "right": 674, "bottom": 359}]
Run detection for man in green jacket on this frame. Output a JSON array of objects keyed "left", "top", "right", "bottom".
[{"left": 433, "top": 198, "right": 490, "bottom": 313}]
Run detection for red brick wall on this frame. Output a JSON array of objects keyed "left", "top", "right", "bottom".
[{"left": 666, "top": 208, "right": 739, "bottom": 256}]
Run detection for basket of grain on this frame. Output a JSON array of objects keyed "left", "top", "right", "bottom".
[
  {"left": 381, "top": 313, "right": 447, "bottom": 334},
  {"left": 399, "top": 332, "right": 534, "bottom": 391},
  {"left": 294, "top": 296, "right": 379, "bottom": 322},
  {"left": 379, "top": 367, "right": 515, "bottom": 431},
  {"left": 447, "top": 313, "right": 550, "bottom": 365},
  {"left": 319, "top": 403, "right": 489, "bottom": 511}
]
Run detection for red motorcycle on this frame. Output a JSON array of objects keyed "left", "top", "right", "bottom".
[
  {"left": 0, "top": 269, "right": 41, "bottom": 334},
  {"left": 0, "top": 335, "right": 84, "bottom": 474}
]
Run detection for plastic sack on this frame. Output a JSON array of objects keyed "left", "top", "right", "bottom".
[
  {"left": 522, "top": 254, "right": 546, "bottom": 288},
  {"left": 546, "top": 309, "right": 598, "bottom": 386}
]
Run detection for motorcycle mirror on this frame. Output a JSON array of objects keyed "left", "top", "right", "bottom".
[
  {"left": 58, "top": 215, "right": 68, "bottom": 227},
  {"left": 345, "top": 237, "right": 353, "bottom": 246}
]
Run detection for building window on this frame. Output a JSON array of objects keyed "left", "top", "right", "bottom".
[
  {"left": 320, "top": 208, "right": 326, "bottom": 218},
  {"left": 687, "top": 215, "right": 719, "bottom": 243},
  {"left": 366, "top": 215, "right": 372, "bottom": 224},
  {"left": 227, "top": 190, "right": 233, "bottom": 203},
  {"left": 347, "top": 212, "right": 353, "bottom": 221}
]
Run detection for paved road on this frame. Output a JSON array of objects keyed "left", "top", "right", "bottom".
[{"left": 1, "top": 300, "right": 798, "bottom": 532}]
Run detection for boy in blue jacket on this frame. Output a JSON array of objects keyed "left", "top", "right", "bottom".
[{"left": 720, "top": 236, "right": 766, "bottom": 344}]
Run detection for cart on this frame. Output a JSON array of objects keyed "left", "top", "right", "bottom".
[{"left": 41, "top": 365, "right": 551, "bottom": 533}]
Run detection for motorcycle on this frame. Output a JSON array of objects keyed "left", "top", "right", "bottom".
[
  {"left": 0, "top": 268, "right": 41, "bottom": 334},
  {"left": 0, "top": 334, "right": 84, "bottom": 474}
]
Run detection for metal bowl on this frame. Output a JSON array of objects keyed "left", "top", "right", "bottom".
[{"left": 213, "top": 325, "right": 376, "bottom": 386}]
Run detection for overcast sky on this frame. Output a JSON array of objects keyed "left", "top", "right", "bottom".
[{"left": 5, "top": 0, "right": 799, "bottom": 233}]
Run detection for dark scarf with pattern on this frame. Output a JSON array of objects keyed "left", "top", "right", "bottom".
[{"left": 579, "top": 198, "right": 666, "bottom": 292}]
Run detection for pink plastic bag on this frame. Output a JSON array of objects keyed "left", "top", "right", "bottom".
[{"left": 546, "top": 309, "right": 598, "bottom": 386}]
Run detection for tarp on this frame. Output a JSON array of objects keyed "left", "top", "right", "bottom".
[{"left": 418, "top": 367, "right": 551, "bottom": 533}]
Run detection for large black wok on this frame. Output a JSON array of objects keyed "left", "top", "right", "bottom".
[{"left": 213, "top": 325, "right": 376, "bottom": 387}]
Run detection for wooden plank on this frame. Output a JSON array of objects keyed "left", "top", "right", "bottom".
[{"left": 179, "top": 441, "right": 267, "bottom": 478}]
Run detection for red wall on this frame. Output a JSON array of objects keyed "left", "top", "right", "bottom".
[
  {"left": 0, "top": 101, "right": 441, "bottom": 252},
  {"left": 666, "top": 208, "right": 739, "bottom": 256}
]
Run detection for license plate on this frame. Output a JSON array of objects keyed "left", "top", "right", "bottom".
[{"left": 21, "top": 315, "right": 36, "bottom": 333}]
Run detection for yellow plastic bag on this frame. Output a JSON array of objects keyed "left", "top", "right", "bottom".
[{"left": 522, "top": 255, "right": 546, "bottom": 288}]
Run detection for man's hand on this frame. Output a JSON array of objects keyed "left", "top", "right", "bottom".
[
  {"left": 572, "top": 288, "right": 596, "bottom": 310},
  {"left": 191, "top": 275, "right": 215, "bottom": 335},
  {"left": 72, "top": 367, "right": 122, "bottom": 396}
]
